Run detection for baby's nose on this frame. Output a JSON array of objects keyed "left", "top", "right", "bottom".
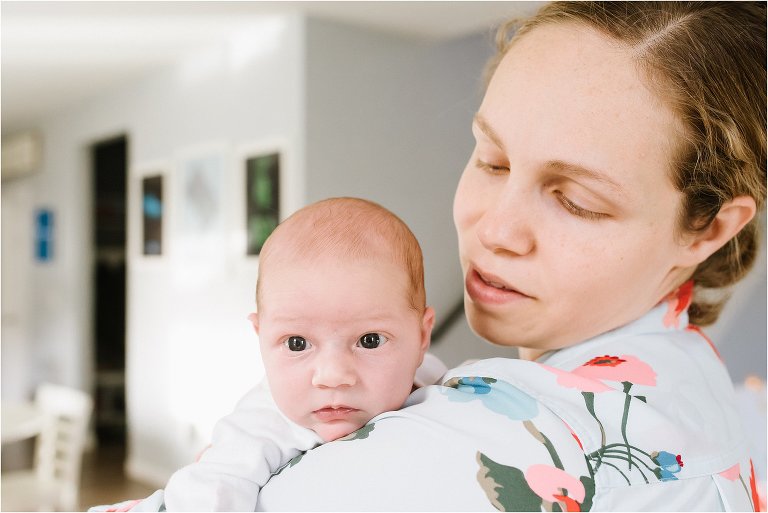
[{"left": 311, "top": 350, "right": 357, "bottom": 388}]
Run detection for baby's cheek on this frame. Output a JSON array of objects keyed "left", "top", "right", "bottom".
[
  {"left": 270, "top": 388, "right": 304, "bottom": 424},
  {"left": 385, "top": 379, "right": 416, "bottom": 411}
]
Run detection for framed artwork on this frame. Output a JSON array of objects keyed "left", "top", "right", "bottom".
[
  {"left": 175, "top": 150, "right": 227, "bottom": 258},
  {"left": 245, "top": 152, "right": 280, "bottom": 255},
  {"left": 142, "top": 175, "right": 163, "bottom": 255},
  {"left": 34, "top": 208, "right": 54, "bottom": 262}
]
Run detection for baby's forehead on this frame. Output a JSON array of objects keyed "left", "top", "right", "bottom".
[
  {"left": 265, "top": 215, "right": 403, "bottom": 262},
  {"left": 264, "top": 243, "right": 399, "bottom": 273}
]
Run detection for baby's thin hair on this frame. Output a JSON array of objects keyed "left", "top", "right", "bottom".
[{"left": 256, "top": 197, "right": 426, "bottom": 313}]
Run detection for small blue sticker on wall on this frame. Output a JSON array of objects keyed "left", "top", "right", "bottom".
[{"left": 35, "top": 209, "right": 54, "bottom": 262}]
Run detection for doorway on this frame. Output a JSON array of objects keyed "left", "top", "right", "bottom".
[{"left": 91, "top": 136, "right": 128, "bottom": 446}]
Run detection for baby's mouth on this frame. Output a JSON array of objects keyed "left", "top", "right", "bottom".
[{"left": 313, "top": 406, "right": 359, "bottom": 422}]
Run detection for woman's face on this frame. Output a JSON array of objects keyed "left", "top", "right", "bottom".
[{"left": 454, "top": 23, "right": 697, "bottom": 360}]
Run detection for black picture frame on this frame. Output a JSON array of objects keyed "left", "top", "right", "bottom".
[
  {"left": 142, "top": 175, "right": 163, "bottom": 255},
  {"left": 245, "top": 153, "right": 280, "bottom": 255}
]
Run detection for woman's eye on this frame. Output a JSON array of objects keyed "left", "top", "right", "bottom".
[
  {"left": 357, "top": 333, "right": 388, "bottom": 349},
  {"left": 554, "top": 191, "right": 608, "bottom": 221},
  {"left": 475, "top": 159, "right": 509, "bottom": 175},
  {"left": 285, "top": 336, "right": 309, "bottom": 352}
]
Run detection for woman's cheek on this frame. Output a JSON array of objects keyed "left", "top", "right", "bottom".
[{"left": 453, "top": 171, "right": 479, "bottom": 231}]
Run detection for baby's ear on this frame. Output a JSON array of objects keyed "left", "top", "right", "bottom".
[
  {"left": 247, "top": 312, "right": 260, "bottom": 335},
  {"left": 421, "top": 306, "right": 436, "bottom": 353}
]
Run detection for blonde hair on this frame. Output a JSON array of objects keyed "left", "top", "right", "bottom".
[
  {"left": 256, "top": 197, "right": 426, "bottom": 313},
  {"left": 489, "top": 1, "right": 766, "bottom": 325}
]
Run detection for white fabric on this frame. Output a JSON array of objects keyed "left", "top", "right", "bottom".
[
  {"left": 414, "top": 352, "right": 448, "bottom": 388},
  {"left": 163, "top": 378, "right": 322, "bottom": 511},
  {"left": 90, "top": 353, "right": 447, "bottom": 512}
]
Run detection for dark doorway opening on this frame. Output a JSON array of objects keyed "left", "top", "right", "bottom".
[{"left": 91, "top": 136, "right": 128, "bottom": 446}]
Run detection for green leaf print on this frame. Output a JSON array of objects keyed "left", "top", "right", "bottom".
[
  {"left": 273, "top": 452, "right": 304, "bottom": 476},
  {"left": 338, "top": 422, "right": 375, "bottom": 441},
  {"left": 476, "top": 452, "right": 542, "bottom": 512},
  {"left": 580, "top": 475, "right": 595, "bottom": 511}
]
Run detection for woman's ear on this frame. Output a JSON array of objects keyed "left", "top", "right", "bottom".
[
  {"left": 680, "top": 195, "right": 757, "bottom": 266},
  {"left": 247, "top": 312, "right": 260, "bottom": 335}
]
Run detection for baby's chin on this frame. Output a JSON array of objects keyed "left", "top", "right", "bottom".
[{"left": 314, "top": 420, "right": 367, "bottom": 442}]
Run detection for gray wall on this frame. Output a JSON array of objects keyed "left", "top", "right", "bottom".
[{"left": 304, "top": 20, "right": 521, "bottom": 366}]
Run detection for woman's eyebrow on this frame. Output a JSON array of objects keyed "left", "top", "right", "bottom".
[
  {"left": 473, "top": 113, "right": 506, "bottom": 152},
  {"left": 473, "top": 113, "right": 624, "bottom": 195},
  {"left": 545, "top": 159, "right": 624, "bottom": 194}
]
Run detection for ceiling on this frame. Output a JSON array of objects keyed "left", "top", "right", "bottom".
[{"left": 1, "top": 1, "right": 543, "bottom": 134}]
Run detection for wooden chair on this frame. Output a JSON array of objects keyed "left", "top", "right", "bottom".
[{"left": 2, "top": 383, "right": 93, "bottom": 511}]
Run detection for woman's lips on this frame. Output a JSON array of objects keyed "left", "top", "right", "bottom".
[
  {"left": 313, "top": 406, "right": 359, "bottom": 422},
  {"left": 465, "top": 267, "right": 532, "bottom": 305}
]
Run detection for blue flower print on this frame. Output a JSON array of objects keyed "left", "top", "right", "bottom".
[
  {"left": 651, "top": 451, "right": 684, "bottom": 481},
  {"left": 442, "top": 376, "right": 539, "bottom": 421},
  {"left": 454, "top": 376, "right": 493, "bottom": 395}
]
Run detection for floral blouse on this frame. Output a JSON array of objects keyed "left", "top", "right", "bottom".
[{"left": 257, "top": 282, "right": 759, "bottom": 511}]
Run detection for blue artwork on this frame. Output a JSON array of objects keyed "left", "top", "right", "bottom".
[
  {"left": 35, "top": 209, "right": 54, "bottom": 262},
  {"left": 142, "top": 175, "right": 163, "bottom": 255}
]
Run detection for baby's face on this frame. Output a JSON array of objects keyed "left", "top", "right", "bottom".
[{"left": 254, "top": 256, "right": 433, "bottom": 441}]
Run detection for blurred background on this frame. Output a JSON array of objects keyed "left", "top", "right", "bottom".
[{"left": 1, "top": 1, "right": 764, "bottom": 510}]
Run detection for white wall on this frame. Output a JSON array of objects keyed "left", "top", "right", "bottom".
[
  {"left": 2, "top": 14, "right": 307, "bottom": 483},
  {"left": 122, "top": 15, "right": 307, "bottom": 481}
]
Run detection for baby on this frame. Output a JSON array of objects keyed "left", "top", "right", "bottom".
[{"left": 93, "top": 197, "right": 445, "bottom": 512}]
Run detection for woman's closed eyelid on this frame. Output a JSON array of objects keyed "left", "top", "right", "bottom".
[
  {"left": 554, "top": 190, "right": 609, "bottom": 220},
  {"left": 473, "top": 160, "right": 610, "bottom": 220},
  {"left": 475, "top": 159, "right": 510, "bottom": 174}
]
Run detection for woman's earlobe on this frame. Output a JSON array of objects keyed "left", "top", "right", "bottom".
[{"left": 683, "top": 195, "right": 757, "bottom": 265}]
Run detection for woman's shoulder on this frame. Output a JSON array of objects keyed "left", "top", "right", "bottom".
[{"left": 430, "top": 306, "right": 753, "bottom": 508}]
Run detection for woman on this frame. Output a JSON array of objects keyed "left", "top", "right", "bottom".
[{"left": 256, "top": 2, "right": 765, "bottom": 511}]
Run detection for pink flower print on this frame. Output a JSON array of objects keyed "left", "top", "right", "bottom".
[
  {"left": 105, "top": 500, "right": 142, "bottom": 512},
  {"left": 573, "top": 355, "right": 657, "bottom": 386},
  {"left": 719, "top": 463, "right": 741, "bottom": 481},
  {"left": 562, "top": 420, "right": 584, "bottom": 450},
  {"left": 525, "top": 464, "right": 586, "bottom": 511},
  {"left": 750, "top": 460, "right": 762, "bottom": 512},
  {"left": 540, "top": 364, "right": 612, "bottom": 393},
  {"left": 663, "top": 280, "right": 694, "bottom": 328}
]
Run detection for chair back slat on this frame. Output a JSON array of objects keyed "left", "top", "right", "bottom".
[{"left": 31, "top": 383, "right": 94, "bottom": 509}]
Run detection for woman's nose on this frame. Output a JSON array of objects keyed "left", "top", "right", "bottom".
[
  {"left": 311, "top": 350, "right": 357, "bottom": 388},
  {"left": 475, "top": 186, "right": 535, "bottom": 256}
]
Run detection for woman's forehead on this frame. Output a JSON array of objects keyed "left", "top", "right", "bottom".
[{"left": 481, "top": 22, "right": 683, "bottom": 189}]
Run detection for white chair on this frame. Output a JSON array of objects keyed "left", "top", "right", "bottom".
[{"left": 2, "top": 383, "right": 93, "bottom": 511}]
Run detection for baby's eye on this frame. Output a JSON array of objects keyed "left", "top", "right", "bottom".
[
  {"left": 285, "top": 336, "right": 309, "bottom": 352},
  {"left": 357, "top": 333, "right": 388, "bottom": 349}
]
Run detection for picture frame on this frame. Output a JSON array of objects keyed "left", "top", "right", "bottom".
[
  {"left": 236, "top": 139, "right": 299, "bottom": 259},
  {"left": 131, "top": 161, "right": 169, "bottom": 262},
  {"left": 245, "top": 152, "right": 280, "bottom": 255},
  {"left": 141, "top": 175, "right": 164, "bottom": 256},
  {"left": 173, "top": 146, "right": 229, "bottom": 260}
]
